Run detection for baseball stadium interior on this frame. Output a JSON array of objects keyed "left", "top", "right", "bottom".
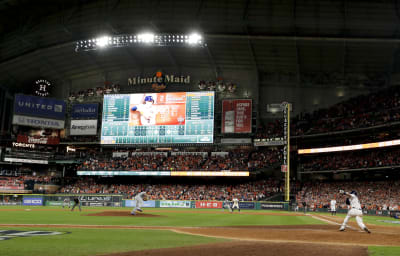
[{"left": 1, "top": 1, "right": 400, "bottom": 255}]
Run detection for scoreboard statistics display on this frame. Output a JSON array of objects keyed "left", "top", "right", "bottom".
[{"left": 101, "top": 92, "right": 214, "bottom": 144}]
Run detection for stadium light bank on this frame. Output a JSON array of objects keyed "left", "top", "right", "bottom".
[{"left": 75, "top": 32, "right": 204, "bottom": 52}]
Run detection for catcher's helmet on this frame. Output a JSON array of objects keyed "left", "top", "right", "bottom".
[{"left": 350, "top": 190, "right": 357, "bottom": 196}]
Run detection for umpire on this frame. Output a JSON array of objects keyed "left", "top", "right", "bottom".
[{"left": 71, "top": 197, "right": 81, "bottom": 212}]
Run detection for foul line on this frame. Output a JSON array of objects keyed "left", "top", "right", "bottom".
[{"left": 309, "top": 214, "right": 359, "bottom": 231}]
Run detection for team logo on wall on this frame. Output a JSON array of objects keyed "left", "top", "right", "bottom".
[
  {"left": 0, "top": 230, "right": 69, "bottom": 241},
  {"left": 33, "top": 79, "right": 52, "bottom": 97}
]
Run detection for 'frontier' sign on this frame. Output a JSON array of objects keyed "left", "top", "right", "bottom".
[{"left": 128, "top": 75, "right": 190, "bottom": 86}]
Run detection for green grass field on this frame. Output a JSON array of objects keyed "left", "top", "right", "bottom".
[{"left": 0, "top": 206, "right": 399, "bottom": 256}]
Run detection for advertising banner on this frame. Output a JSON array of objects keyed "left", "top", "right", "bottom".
[
  {"left": 23, "top": 198, "right": 43, "bottom": 206},
  {"left": 221, "top": 138, "right": 252, "bottom": 144},
  {"left": 71, "top": 103, "right": 98, "bottom": 119},
  {"left": 70, "top": 120, "right": 98, "bottom": 135},
  {"left": 4, "top": 157, "right": 48, "bottom": 164},
  {"left": 13, "top": 115, "right": 65, "bottom": 129},
  {"left": 238, "top": 202, "right": 256, "bottom": 209},
  {"left": 195, "top": 201, "right": 223, "bottom": 209},
  {"left": 171, "top": 171, "right": 249, "bottom": 177},
  {"left": 124, "top": 200, "right": 156, "bottom": 208},
  {"left": 222, "top": 99, "right": 252, "bottom": 133},
  {"left": 159, "top": 200, "right": 191, "bottom": 208},
  {"left": 17, "top": 135, "right": 60, "bottom": 145},
  {"left": 14, "top": 94, "right": 66, "bottom": 120},
  {"left": 112, "top": 152, "right": 129, "bottom": 158},
  {"left": 260, "top": 202, "right": 285, "bottom": 210},
  {"left": 77, "top": 171, "right": 171, "bottom": 176}
]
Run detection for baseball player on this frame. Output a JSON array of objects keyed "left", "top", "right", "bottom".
[
  {"left": 130, "top": 95, "right": 157, "bottom": 125},
  {"left": 222, "top": 198, "right": 232, "bottom": 212},
  {"left": 131, "top": 191, "right": 147, "bottom": 215},
  {"left": 231, "top": 197, "right": 240, "bottom": 213},
  {"left": 62, "top": 197, "right": 71, "bottom": 209},
  {"left": 339, "top": 190, "right": 370, "bottom": 233},
  {"left": 330, "top": 197, "right": 337, "bottom": 216},
  {"left": 71, "top": 197, "right": 81, "bottom": 212}
]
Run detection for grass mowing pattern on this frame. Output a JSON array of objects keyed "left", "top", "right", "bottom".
[{"left": 0, "top": 227, "right": 224, "bottom": 256}]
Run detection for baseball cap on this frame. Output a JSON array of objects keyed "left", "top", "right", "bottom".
[
  {"left": 144, "top": 96, "right": 154, "bottom": 102},
  {"left": 350, "top": 190, "right": 357, "bottom": 195}
]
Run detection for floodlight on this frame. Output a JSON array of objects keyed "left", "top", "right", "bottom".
[
  {"left": 96, "top": 36, "right": 109, "bottom": 47},
  {"left": 187, "top": 33, "right": 202, "bottom": 45},
  {"left": 138, "top": 33, "right": 155, "bottom": 43}
]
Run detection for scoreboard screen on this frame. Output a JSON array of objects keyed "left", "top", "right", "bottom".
[{"left": 101, "top": 92, "right": 214, "bottom": 144}]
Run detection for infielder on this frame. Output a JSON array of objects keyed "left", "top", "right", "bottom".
[
  {"left": 339, "top": 190, "right": 370, "bottom": 233},
  {"left": 131, "top": 96, "right": 157, "bottom": 126},
  {"left": 330, "top": 197, "right": 337, "bottom": 216},
  {"left": 222, "top": 198, "right": 232, "bottom": 212},
  {"left": 71, "top": 197, "right": 81, "bottom": 212},
  {"left": 131, "top": 191, "right": 147, "bottom": 215},
  {"left": 231, "top": 197, "right": 240, "bottom": 213},
  {"left": 62, "top": 197, "right": 71, "bottom": 209}
]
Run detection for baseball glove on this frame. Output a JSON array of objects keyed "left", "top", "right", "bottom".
[{"left": 346, "top": 198, "right": 350, "bottom": 205}]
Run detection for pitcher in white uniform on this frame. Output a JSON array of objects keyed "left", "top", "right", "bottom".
[
  {"left": 131, "top": 191, "right": 147, "bottom": 215},
  {"left": 339, "top": 190, "right": 370, "bottom": 233}
]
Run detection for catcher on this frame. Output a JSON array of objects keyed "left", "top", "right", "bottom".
[
  {"left": 339, "top": 190, "right": 370, "bottom": 233},
  {"left": 131, "top": 191, "right": 148, "bottom": 215}
]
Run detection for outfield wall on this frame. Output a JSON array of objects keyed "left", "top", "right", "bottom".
[
  {"left": 1, "top": 193, "right": 395, "bottom": 217},
  {"left": 0, "top": 193, "right": 289, "bottom": 210}
]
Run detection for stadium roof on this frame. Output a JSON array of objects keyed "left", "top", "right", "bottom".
[{"left": 0, "top": 0, "right": 398, "bottom": 91}]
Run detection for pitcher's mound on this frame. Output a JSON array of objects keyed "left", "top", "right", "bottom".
[{"left": 86, "top": 211, "right": 161, "bottom": 217}]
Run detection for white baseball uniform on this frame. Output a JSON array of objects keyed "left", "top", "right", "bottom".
[
  {"left": 231, "top": 198, "right": 240, "bottom": 212},
  {"left": 223, "top": 199, "right": 232, "bottom": 212},
  {"left": 340, "top": 193, "right": 369, "bottom": 232},
  {"left": 131, "top": 192, "right": 146, "bottom": 214},
  {"left": 136, "top": 103, "right": 156, "bottom": 125},
  {"left": 330, "top": 199, "right": 336, "bottom": 214}
]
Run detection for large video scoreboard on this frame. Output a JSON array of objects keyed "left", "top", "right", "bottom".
[{"left": 101, "top": 92, "right": 214, "bottom": 144}]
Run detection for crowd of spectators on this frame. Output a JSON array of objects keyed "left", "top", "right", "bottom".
[
  {"left": 0, "top": 175, "right": 61, "bottom": 191},
  {"left": 77, "top": 149, "right": 282, "bottom": 172},
  {"left": 59, "top": 178, "right": 290, "bottom": 201},
  {"left": 257, "top": 86, "right": 400, "bottom": 138},
  {"left": 297, "top": 180, "right": 400, "bottom": 211},
  {"left": 299, "top": 148, "right": 400, "bottom": 172}
]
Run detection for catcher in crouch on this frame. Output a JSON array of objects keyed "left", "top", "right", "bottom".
[
  {"left": 339, "top": 190, "right": 370, "bottom": 233},
  {"left": 131, "top": 191, "right": 148, "bottom": 215}
]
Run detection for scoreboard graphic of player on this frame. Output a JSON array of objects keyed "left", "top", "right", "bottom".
[
  {"left": 101, "top": 92, "right": 214, "bottom": 144},
  {"left": 129, "top": 93, "right": 186, "bottom": 126}
]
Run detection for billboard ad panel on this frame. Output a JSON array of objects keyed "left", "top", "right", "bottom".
[
  {"left": 17, "top": 134, "right": 60, "bottom": 145},
  {"left": 101, "top": 92, "right": 214, "bottom": 144},
  {"left": 71, "top": 103, "right": 99, "bottom": 119},
  {"left": 124, "top": 200, "right": 156, "bottom": 208},
  {"left": 159, "top": 200, "right": 191, "bottom": 208},
  {"left": 14, "top": 94, "right": 66, "bottom": 120},
  {"left": 221, "top": 99, "right": 252, "bottom": 133},
  {"left": 260, "top": 202, "right": 285, "bottom": 210},
  {"left": 23, "top": 198, "right": 43, "bottom": 206},
  {"left": 13, "top": 115, "right": 65, "bottom": 129},
  {"left": 70, "top": 120, "right": 98, "bottom": 135},
  {"left": 195, "top": 201, "right": 223, "bottom": 209}
]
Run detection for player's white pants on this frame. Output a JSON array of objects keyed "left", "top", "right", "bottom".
[
  {"left": 341, "top": 209, "right": 366, "bottom": 230},
  {"left": 331, "top": 206, "right": 336, "bottom": 212},
  {"left": 232, "top": 204, "right": 240, "bottom": 212},
  {"left": 133, "top": 198, "right": 143, "bottom": 212}
]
